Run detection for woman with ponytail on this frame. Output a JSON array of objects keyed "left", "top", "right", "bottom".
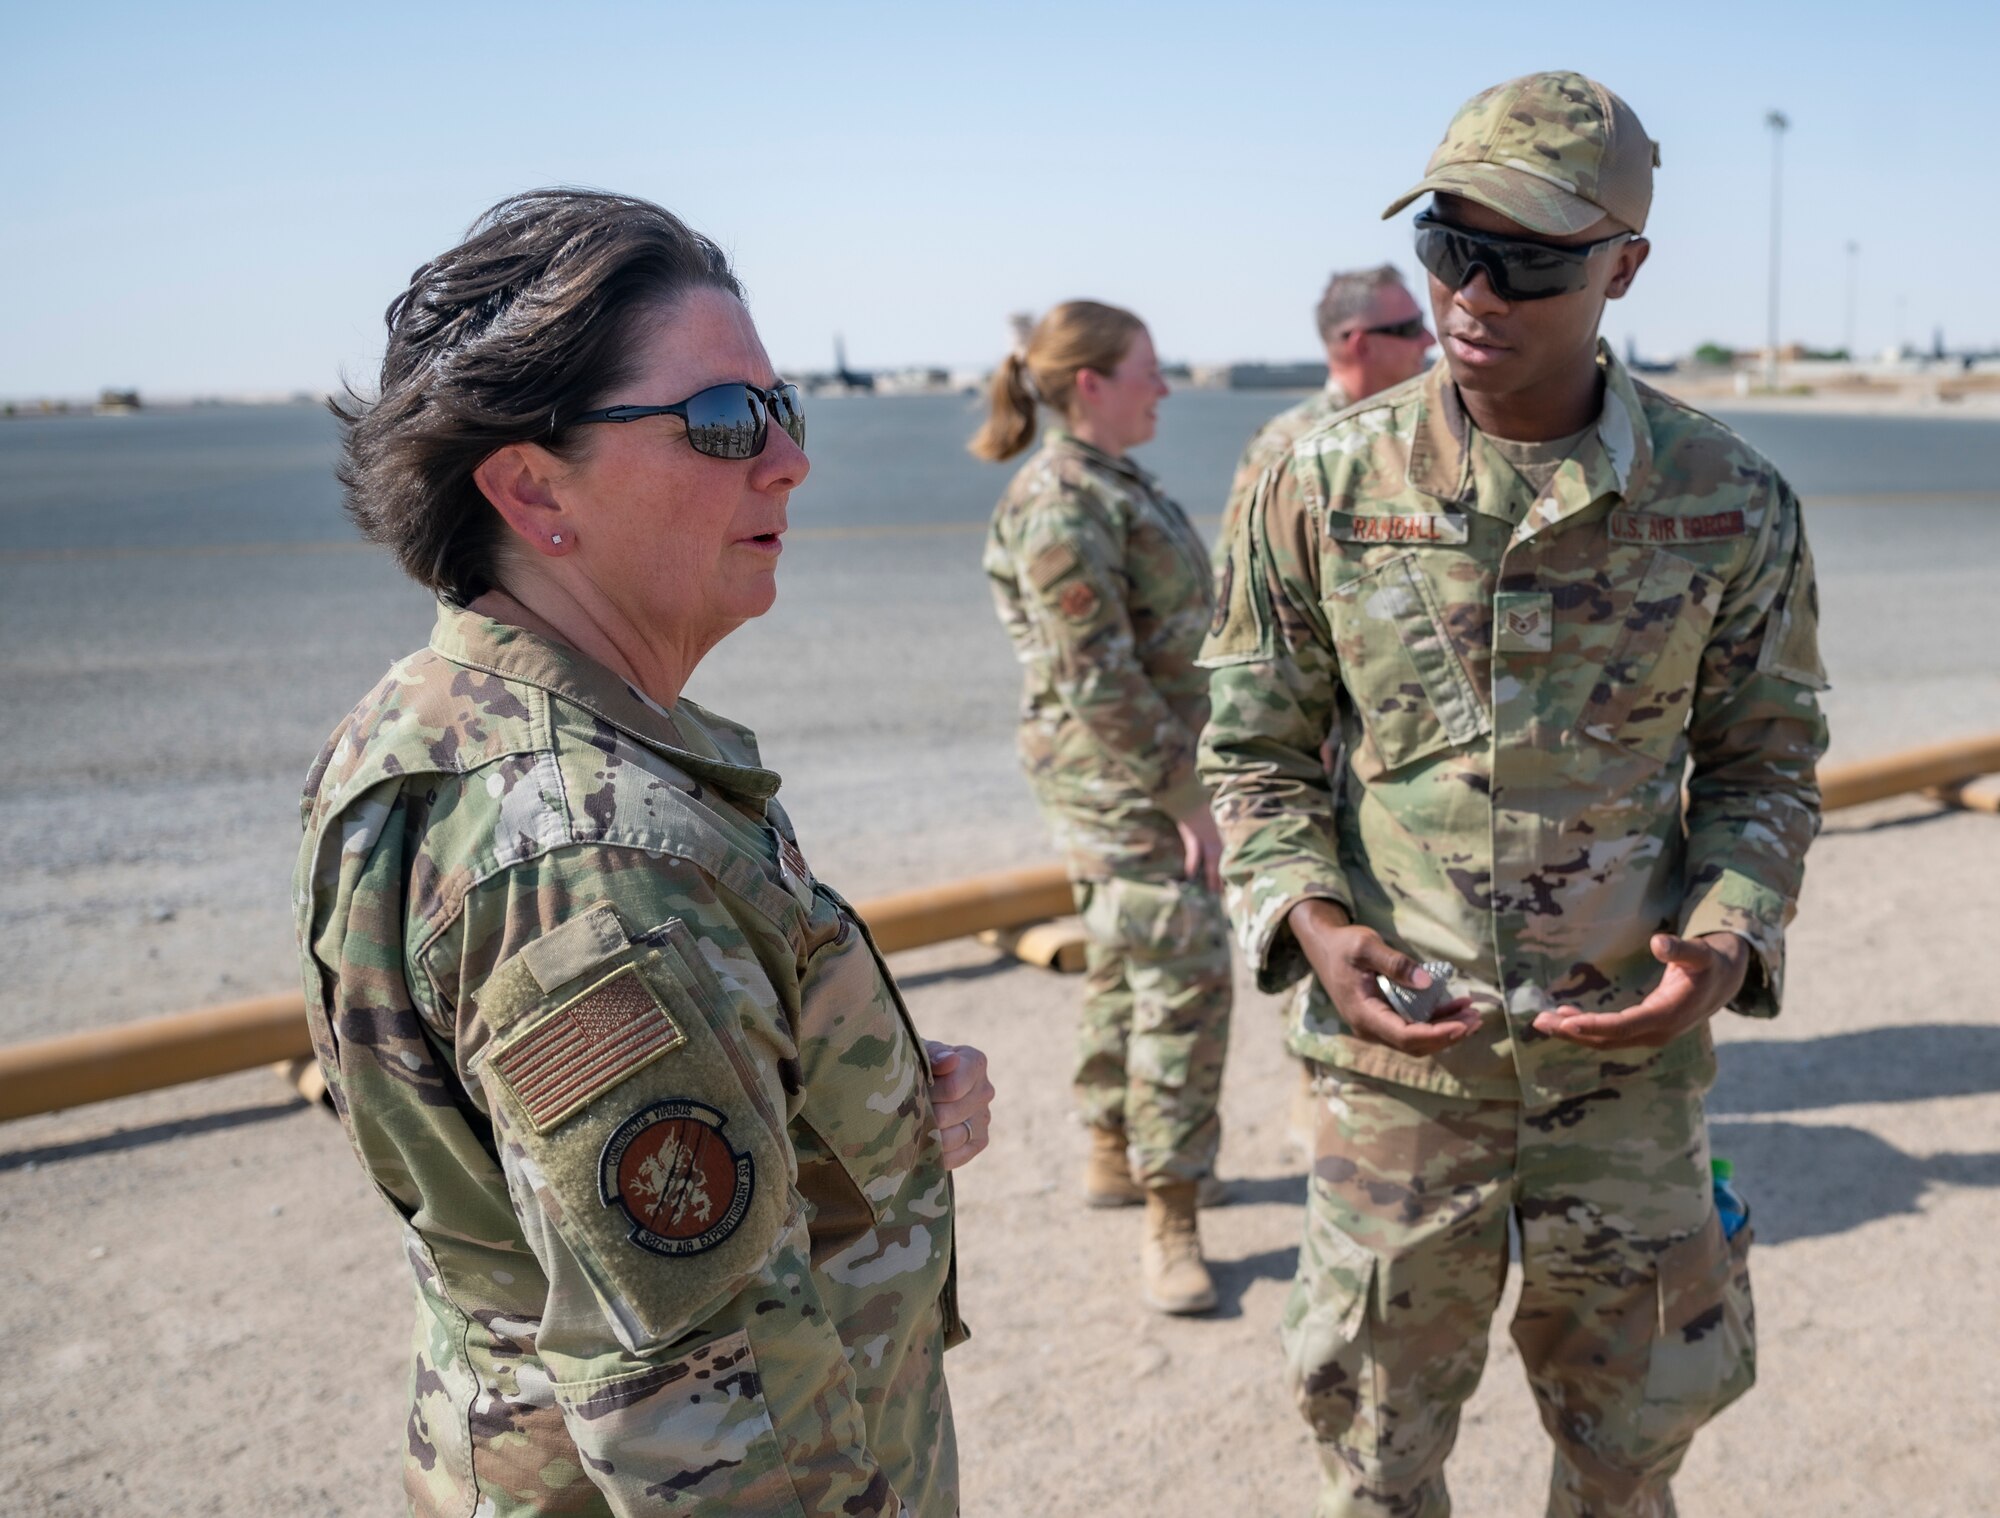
[{"left": 975, "top": 302, "right": 1232, "bottom": 1316}]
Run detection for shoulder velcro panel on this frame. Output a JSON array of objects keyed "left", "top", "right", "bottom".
[
  {"left": 472, "top": 906, "right": 792, "bottom": 1353},
  {"left": 1199, "top": 473, "right": 1277, "bottom": 666},
  {"left": 1755, "top": 533, "right": 1829, "bottom": 690},
  {"left": 1027, "top": 540, "right": 1082, "bottom": 590}
]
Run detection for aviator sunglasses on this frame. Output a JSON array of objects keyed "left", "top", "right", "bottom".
[
  {"left": 572, "top": 380, "right": 806, "bottom": 460},
  {"left": 1413, "top": 211, "right": 1636, "bottom": 302}
]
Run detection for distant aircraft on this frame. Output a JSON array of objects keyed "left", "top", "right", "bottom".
[
  {"left": 833, "top": 336, "right": 875, "bottom": 392},
  {"left": 1623, "top": 336, "right": 1676, "bottom": 375}
]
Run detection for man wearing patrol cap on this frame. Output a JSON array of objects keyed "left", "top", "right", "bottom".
[{"left": 1200, "top": 71, "right": 1826, "bottom": 1516}]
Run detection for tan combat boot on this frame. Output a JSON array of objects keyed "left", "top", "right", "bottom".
[
  {"left": 1141, "top": 1182, "right": 1217, "bottom": 1315},
  {"left": 1083, "top": 1125, "right": 1145, "bottom": 1208},
  {"left": 1085, "top": 1127, "right": 1232, "bottom": 1209}
]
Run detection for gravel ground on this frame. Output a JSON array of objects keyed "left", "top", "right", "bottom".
[{"left": 1, "top": 791, "right": 1995, "bottom": 1516}]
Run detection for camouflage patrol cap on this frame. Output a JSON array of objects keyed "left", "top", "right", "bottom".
[{"left": 1382, "top": 71, "right": 1659, "bottom": 236}]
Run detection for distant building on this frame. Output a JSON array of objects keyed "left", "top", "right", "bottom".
[
  {"left": 872, "top": 367, "right": 954, "bottom": 396},
  {"left": 1222, "top": 362, "right": 1329, "bottom": 390}
]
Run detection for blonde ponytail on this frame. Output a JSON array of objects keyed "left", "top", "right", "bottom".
[
  {"left": 969, "top": 350, "right": 1039, "bottom": 461},
  {"left": 967, "top": 300, "right": 1145, "bottom": 463}
]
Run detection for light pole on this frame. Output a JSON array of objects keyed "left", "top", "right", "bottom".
[
  {"left": 1764, "top": 110, "right": 1789, "bottom": 391},
  {"left": 1844, "top": 241, "right": 1859, "bottom": 362}
]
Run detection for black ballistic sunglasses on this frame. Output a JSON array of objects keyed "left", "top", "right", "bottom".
[
  {"left": 1413, "top": 212, "right": 1636, "bottom": 302},
  {"left": 572, "top": 381, "right": 806, "bottom": 460},
  {"left": 1353, "top": 316, "right": 1430, "bottom": 341}
]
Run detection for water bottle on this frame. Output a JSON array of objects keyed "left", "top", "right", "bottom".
[{"left": 1711, "top": 1157, "right": 1749, "bottom": 1240}]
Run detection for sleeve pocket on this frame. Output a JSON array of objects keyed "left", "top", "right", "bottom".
[
  {"left": 472, "top": 938, "right": 795, "bottom": 1356},
  {"left": 1199, "top": 481, "right": 1276, "bottom": 667},
  {"left": 1755, "top": 535, "right": 1829, "bottom": 690},
  {"left": 554, "top": 1328, "right": 809, "bottom": 1516}
]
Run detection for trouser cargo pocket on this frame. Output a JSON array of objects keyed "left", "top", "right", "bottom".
[
  {"left": 1639, "top": 1211, "right": 1756, "bottom": 1448},
  {"left": 1283, "top": 1209, "right": 1381, "bottom": 1459}
]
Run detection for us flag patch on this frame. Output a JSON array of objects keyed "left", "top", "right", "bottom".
[{"left": 488, "top": 966, "right": 685, "bottom": 1134}]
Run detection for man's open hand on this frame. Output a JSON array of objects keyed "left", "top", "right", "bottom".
[
  {"left": 1289, "top": 899, "right": 1480, "bottom": 1056},
  {"left": 1532, "top": 932, "right": 1750, "bottom": 1050}
]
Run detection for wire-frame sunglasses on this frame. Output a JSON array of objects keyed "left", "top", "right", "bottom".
[{"left": 572, "top": 381, "right": 806, "bottom": 460}]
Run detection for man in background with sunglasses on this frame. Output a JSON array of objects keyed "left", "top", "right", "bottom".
[
  {"left": 1220, "top": 265, "right": 1434, "bottom": 542},
  {"left": 1200, "top": 72, "right": 1826, "bottom": 1516}
]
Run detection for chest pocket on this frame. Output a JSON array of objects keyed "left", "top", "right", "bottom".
[
  {"left": 790, "top": 888, "right": 935, "bottom": 1266},
  {"left": 1571, "top": 545, "right": 1720, "bottom": 765},
  {"left": 1326, "top": 551, "right": 1491, "bottom": 774}
]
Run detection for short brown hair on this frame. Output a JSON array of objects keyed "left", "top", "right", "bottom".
[
  {"left": 1313, "top": 264, "right": 1406, "bottom": 344},
  {"left": 335, "top": 188, "right": 740, "bottom": 601},
  {"left": 967, "top": 300, "right": 1146, "bottom": 463}
]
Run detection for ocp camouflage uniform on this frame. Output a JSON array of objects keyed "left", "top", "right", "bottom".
[
  {"left": 295, "top": 605, "right": 963, "bottom": 1517},
  {"left": 1199, "top": 347, "right": 1826, "bottom": 1516},
  {"left": 1222, "top": 383, "right": 1356, "bottom": 1072},
  {"left": 983, "top": 428, "right": 1232, "bottom": 1186},
  {"left": 1221, "top": 382, "right": 1352, "bottom": 544}
]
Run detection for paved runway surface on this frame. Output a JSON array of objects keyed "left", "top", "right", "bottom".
[{"left": 3, "top": 397, "right": 1997, "bottom": 1042}]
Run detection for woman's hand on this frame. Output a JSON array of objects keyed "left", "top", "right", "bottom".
[{"left": 926, "top": 1041, "right": 995, "bottom": 1170}]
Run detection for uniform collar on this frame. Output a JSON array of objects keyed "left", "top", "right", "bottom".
[
  {"left": 1406, "top": 340, "right": 1656, "bottom": 534},
  {"left": 428, "top": 602, "right": 783, "bottom": 804},
  {"left": 1045, "top": 427, "right": 1157, "bottom": 490}
]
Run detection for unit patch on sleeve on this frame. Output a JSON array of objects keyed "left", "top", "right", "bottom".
[
  {"left": 487, "top": 965, "right": 686, "bottom": 1134},
  {"left": 599, "top": 1099, "right": 755, "bottom": 1257},
  {"left": 1057, "top": 579, "right": 1102, "bottom": 621}
]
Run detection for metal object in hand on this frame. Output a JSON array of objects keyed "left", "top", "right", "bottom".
[{"left": 1376, "top": 961, "right": 1456, "bottom": 1023}]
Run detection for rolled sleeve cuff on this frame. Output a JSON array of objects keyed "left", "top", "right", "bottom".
[
  {"left": 1681, "top": 876, "right": 1788, "bottom": 1018},
  {"left": 1228, "top": 861, "right": 1352, "bottom": 996}
]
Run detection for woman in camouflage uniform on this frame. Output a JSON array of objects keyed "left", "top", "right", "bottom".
[
  {"left": 972, "top": 302, "right": 1231, "bottom": 1315},
  {"left": 295, "top": 189, "right": 992, "bottom": 1517}
]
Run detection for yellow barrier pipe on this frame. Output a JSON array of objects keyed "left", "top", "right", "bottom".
[
  {"left": 860, "top": 862, "right": 1074, "bottom": 954},
  {"left": 0, "top": 862, "right": 1078, "bottom": 1122},
  {"left": 1817, "top": 733, "right": 2000, "bottom": 813},
  {"left": 15, "top": 728, "right": 2000, "bottom": 1128},
  {"left": 1927, "top": 778, "right": 2000, "bottom": 816},
  {"left": 0, "top": 995, "right": 312, "bottom": 1122}
]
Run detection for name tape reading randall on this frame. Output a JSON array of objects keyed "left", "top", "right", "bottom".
[{"left": 1326, "top": 512, "right": 1470, "bottom": 545}]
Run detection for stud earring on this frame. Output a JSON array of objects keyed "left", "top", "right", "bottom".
[{"left": 551, "top": 534, "right": 564, "bottom": 546}]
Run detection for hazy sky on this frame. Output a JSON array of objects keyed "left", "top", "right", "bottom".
[{"left": 6, "top": 0, "right": 1995, "bottom": 397}]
